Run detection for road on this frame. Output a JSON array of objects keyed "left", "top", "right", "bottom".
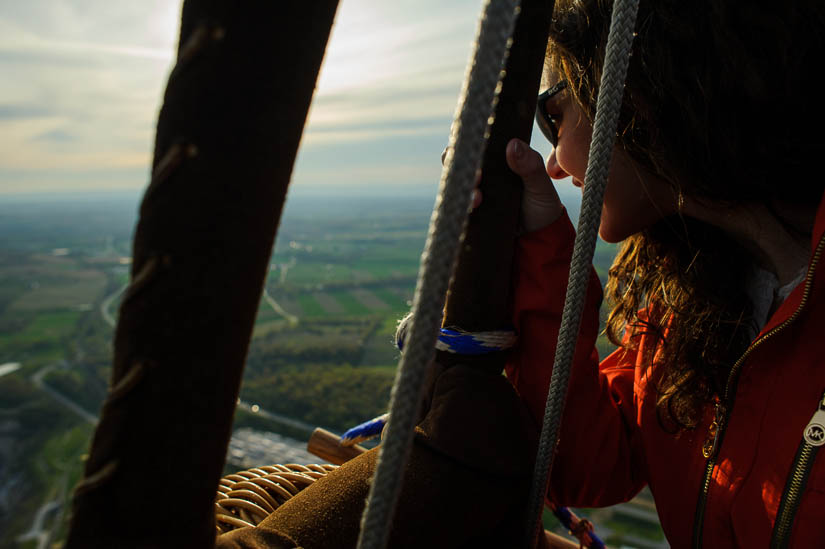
[
  {"left": 262, "top": 289, "right": 299, "bottom": 325},
  {"left": 237, "top": 399, "right": 315, "bottom": 435},
  {"left": 29, "top": 361, "right": 314, "bottom": 439},
  {"left": 103, "top": 282, "right": 297, "bottom": 328},
  {"left": 28, "top": 372, "right": 310, "bottom": 438},
  {"left": 31, "top": 362, "right": 98, "bottom": 425},
  {"left": 100, "top": 283, "right": 127, "bottom": 328},
  {"left": 16, "top": 499, "right": 61, "bottom": 549}
]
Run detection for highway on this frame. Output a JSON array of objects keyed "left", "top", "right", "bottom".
[
  {"left": 236, "top": 399, "right": 315, "bottom": 435},
  {"left": 262, "top": 288, "right": 299, "bottom": 325},
  {"left": 99, "top": 283, "right": 127, "bottom": 328},
  {"left": 31, "top": 362, "right": 98, "bottom": 425}
]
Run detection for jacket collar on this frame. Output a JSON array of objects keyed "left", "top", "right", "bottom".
[{"left": 757, "top": 189, "right": 825, "bottom": 337}]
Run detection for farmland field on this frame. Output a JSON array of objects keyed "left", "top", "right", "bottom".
[{"left": 0, "top": 189, "right": 636, "bottom": 547}]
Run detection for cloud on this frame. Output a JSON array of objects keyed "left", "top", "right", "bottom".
[
  {"left": 0, "top": 0, "right": 500, "bottom": 195},
  {"left": 303, "top": 86, "right": 458, "bottom": 146},
  {"left": 0, "top": 39, "right": 172, "bottom": 64},
  {"left": 0, "top": 104, "right": 55, "bottom": 120},
  {"left": 0, "top": 2, "right": 174, "bottom": 194},
  {"left": 0, "top": 1, "right": 179, "bottom": 54},
  {"left": 33, "top": 129, "right": 76, "bottom": 143},
  {"left": 296, "top": 0, "right": 477, "bottom": 151}
]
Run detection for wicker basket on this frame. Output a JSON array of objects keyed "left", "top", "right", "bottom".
[
  {"left": 214, "top": 429, "right": 582, "bottom": 548},
  {"left": 215, "top": 463, "right": 337, "bottom": 533}
]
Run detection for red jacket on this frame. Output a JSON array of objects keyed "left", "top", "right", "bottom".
[{"left": 506, "top": 195, "right": 825, "bottom": 548}]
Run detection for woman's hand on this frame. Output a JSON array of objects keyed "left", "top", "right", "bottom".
[
  {"left": 505, "top": 138, "right": 564, "bottom": 232},
  {"left": 442, "top": 139, "right": 563, "bottom": 231}
]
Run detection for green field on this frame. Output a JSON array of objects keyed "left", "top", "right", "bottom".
[
  {"left": 371, "top": 287, "right": 412, "bottom": 312},
  {"left": 294, "top": 293, "right": 327, "bottom": 317},
  {"left": 0, "top": 310, "right": 81, "bottom": 347},
  {"left": 327, "top": 289, "right": 372, "bottom": 315}
]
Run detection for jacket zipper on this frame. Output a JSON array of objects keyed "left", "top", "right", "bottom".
[
  {"left": 769, "top": 391, "right": 825, "bottom": 548},
  {"left": 691, "top": 233, "right": 825, "bottom": 549}
]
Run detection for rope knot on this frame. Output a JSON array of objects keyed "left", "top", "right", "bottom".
[{"left": 569, "top": 517, "right": 595, "bottom": 547}]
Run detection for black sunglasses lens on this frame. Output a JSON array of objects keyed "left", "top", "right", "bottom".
[
  {"left": 535, "top": 108, "right": 557, "bottom": 147},
  {"left": 535, "top": 80, "right": 567, "bottom": 147}
]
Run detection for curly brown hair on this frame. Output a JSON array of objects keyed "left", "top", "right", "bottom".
[{"left": 546, "top": 0, "right": 825, "bottom": 428}]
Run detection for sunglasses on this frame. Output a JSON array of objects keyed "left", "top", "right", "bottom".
[{"left": 535, "top": 80, "right": 568, "bottom": 147}]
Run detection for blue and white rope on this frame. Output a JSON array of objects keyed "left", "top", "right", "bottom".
[
  {"left": 341, "top": 413, "right": 389, "bottom": 446},
  {"left": 395, "top": 312, "right": 517, "bottom": 355},
  {"left": 436, "top": 327, "right": 517, "bottom": 355}
]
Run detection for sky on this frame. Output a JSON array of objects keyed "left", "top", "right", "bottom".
[{"left": 0, "top": 0, "right": 568, "bottom": 201}]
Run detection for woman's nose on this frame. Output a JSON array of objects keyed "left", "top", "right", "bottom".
[{"left": 545, "top": 148, "right": 569, "bottom": 180}]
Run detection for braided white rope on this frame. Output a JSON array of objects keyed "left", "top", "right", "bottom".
[
  {"left": 524, "top": 0, "right": 640, "bottom": 543},
  {"left": 355, "top": 1, "right": 521, "bottom": 548}
]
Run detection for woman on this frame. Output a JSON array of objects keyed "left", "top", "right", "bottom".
[
  {"left": 217, "top": 2, "right": 825, "bottom": 548},
  {"left": 502, "top": 0, "right": 825, "bottom": 547}
]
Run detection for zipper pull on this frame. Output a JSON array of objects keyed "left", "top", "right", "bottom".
[
  {"left": 702, "top": 402, "right": 726, "bottom": 459},
  {"left": 803, "top": 391, "right": 825, "bottom": 447}
]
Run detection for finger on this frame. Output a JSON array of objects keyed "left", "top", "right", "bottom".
[
  {"left": 441, "top": 146, "right": 451, "bottom": 166},
  {"left": 505, "top": 138, "right": 552, "bottom": 195},
  {"left": 472, "top": 188, "right": 482, "bottom": 210}
]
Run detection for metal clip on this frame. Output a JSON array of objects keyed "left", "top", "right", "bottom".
[{"left": 803, "top": 391, "right": 825, "bottom": 447}]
